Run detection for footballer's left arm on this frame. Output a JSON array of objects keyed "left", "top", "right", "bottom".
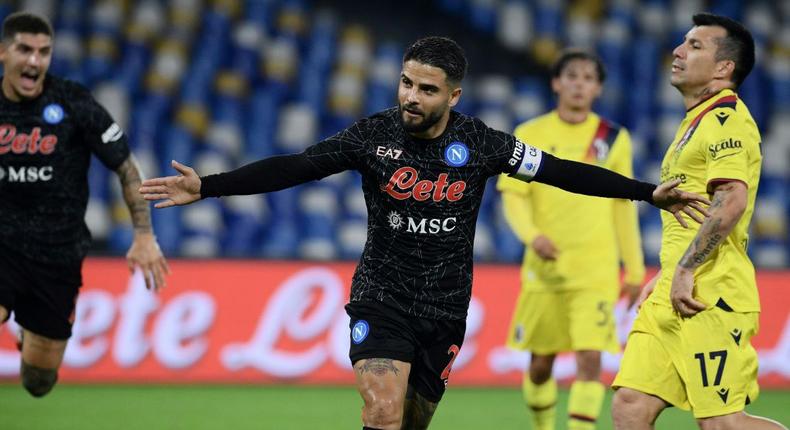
[
  {"left": 116, "top": 154, "right": 169, "bottom": 291},
  {"left": 671, "top": 180, "right": 747, "bottom": 317}
]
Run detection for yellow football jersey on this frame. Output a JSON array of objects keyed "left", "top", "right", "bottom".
[
  {"left": 649, "top": 89, "right": 762, "bottom": 312},
  {"left": 497, "top": 111, "right": 644, "bottom": 291}
]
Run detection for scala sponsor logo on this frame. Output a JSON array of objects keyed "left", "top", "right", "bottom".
[
  {"left": 0, "top": 125, "right": 58, "bottom": 155},
  {"left": 0, "top": 165, "right": 53, "bottom": 182},
  {"left": 383, "top": 167, "right": 466, "bottom": 202},
  {"left": 709, "top": 138, "right": 742, "bottom": 159}
]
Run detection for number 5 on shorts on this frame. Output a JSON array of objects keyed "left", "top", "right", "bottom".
[{"left": 694, "top": 350, "right": 728, "bottom": 387}]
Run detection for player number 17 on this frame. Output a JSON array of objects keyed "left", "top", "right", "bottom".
[{"left": 694, "top": 350, "right": 728, "bottom": 387}]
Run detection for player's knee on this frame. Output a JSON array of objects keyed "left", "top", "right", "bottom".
[
  {"left": 575, "top": 350, "right": 602, "bottom": 380},
  {"left": 529, "top": 355, "right": 555, "bottom": 383},
  {"left": 20, "top": 361, "right": 58, "bottom": 398},
  {"left": 363, "top": 396, "right": 403, "bottom": 428}
]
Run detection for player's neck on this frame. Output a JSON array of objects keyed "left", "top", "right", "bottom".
[
  {"left": 681, "top": 82, "right": 732, "bottom": 111},
  {"left": 555, "top": 106, "right": 591, "bottom": 124}
]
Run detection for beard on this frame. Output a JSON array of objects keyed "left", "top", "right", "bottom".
[{"left": 399, "top": 104, "right": 444, "bottom": 134}]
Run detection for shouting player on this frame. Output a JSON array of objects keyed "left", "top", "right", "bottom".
[
  {"left": 141, "top": 37, "right": 707, "bottom": 430},
  {"left": 0, "top": 12, "right": 168, "bottom": 397}
]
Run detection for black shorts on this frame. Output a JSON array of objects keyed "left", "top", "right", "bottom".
[
  {"left": 0, "top": 244, "right": 82, "bottom": 340},
  {"left": 345, "top": 301, "right": 466, "bottom": 403}
]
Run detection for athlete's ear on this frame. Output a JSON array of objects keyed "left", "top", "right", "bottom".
[
  {"left": 448, "top": 87, "right": 462, "bottom": 108},
  {"left": 714, "top": 59, "right": 735, "bottom": 82}
]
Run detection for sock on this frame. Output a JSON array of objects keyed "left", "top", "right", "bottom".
[
  {"left": 568, "top": 380, "right": 605, "bottom": 430},
  {"left": 523, "top": 376, "right": 557, "bottom": 430}
]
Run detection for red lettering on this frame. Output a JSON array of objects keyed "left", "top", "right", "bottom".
[
  {"left": 27, "top": 127, "right": 40, "bottom": 153},
  {"left": 446, "top": 181, "right": 466, "bottom": 201},
  {"left": 0, "top": 125, "right": 57, "bottom": 154},
  {"left": 383, "top": 167, "right": 466, "bottom": 202},
  {"left": 39, "top": 135, "right": 57, "bottom": 154},
  {"left": 11, "top": 133, "right": 28, "bottom": 153},
  {"left": 384, "top": 167, "right": 418, "bottom": 200},
  {"left": 432, "top": 173, "right": 449, "bottom": 201},
  {"left": 412, "top": 180, "right": 433, "bottom": 201}
]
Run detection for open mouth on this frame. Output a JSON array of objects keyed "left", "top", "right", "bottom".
[
  {"left": 671, "top": 64, "right": 683, "bottom": 73},
  {"left": 20, "top": 70, "right": 40, "bottom": 89}
]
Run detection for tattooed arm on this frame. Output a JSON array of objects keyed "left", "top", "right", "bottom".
[
  {"left": 670, "top": 180, "right": 747, "bottom": 317},
  {"left": 116, "top": 155, "right": 169, "bottom": 291}
]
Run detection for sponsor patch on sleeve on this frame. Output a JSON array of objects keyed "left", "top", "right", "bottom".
[
  {"left": 708, "top": 137, "right": 743, "bottom": 160},
  {"left": 508, "top": 139, "right": 543, "bottom": 181}
]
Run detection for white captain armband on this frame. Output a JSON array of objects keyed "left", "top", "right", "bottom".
[{"left": 507, "top": 139, "right": 543, "bottom": 181}]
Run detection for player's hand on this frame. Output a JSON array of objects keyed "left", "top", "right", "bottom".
[
  {"left": 139, "top": 160, "right": 202, "bottom": 208},
  {"left": 651, "top": 179, "right": 710, "bottom": 228},
  {"left": 621, "top": 282, "right": 642, "bottom": 310},
  {"left": 126, "top": 231, "right": 170, "bottom": 292},
  {"left": 531, "top": 235, "right": 558, "bottom": 260},
  {"left": 670, "top": 267, "right": 707, "bottom": 317}
]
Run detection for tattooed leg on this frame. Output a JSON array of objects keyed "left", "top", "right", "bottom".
[
  {"left": 354, "top": 358, "right": 411, "bottom": 430},
  {"left": 401, "top": 385, "right": 439, "bottom": 430}
]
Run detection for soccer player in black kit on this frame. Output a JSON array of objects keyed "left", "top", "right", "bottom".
[
  {"left": 141, "top": 37, "right": 708, "bottom": 429},
  {"left": 0, "top": 12, "right": 168, "bottom": 398}
]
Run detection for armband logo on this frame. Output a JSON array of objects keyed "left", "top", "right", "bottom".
[{"left": 101, "top": 123, "right": 124, "bottom": 144}]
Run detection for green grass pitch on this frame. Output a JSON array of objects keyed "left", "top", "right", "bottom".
[{"left": 1, "top": 384, "right": 788, "bottom": 429}]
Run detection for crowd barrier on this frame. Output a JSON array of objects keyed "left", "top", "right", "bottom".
[{"left": 1, "top": 259, "right": 788, "bottom": 387}]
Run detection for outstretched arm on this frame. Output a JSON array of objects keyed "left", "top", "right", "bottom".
[
  {"left": 529, "top": 153, "right": 710, "bottom": 226},
  {"left": 116, "top": 154, "right": 169, "bottom": 291},
  {"left": 670, "top": 180, "right": 747, "bottom": 317},
  {"left": 140, "top": 153, "right": 329, "bottom": 208}
]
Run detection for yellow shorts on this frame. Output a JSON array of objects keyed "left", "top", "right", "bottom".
[
  {"left": 506, "top": 288, "right": 620, "bottom": 355},
  {"left": 613, "top": 302, "right": 759, "bottom": 418}
]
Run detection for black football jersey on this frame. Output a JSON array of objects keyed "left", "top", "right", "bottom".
[
  {"left": 302, "top": 108, "right": 542, "bottom": 319},
  {"left": 0, "top": 74, "right": 130, "bottom": 264}
]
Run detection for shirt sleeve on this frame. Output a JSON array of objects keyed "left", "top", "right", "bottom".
[
  {"left": 703, "top": 111, "right": 756, "bottom": 192},
  {"left": 71, "top": 85, "right": 130, "bottom": 170},
  {"left": 477, "top": 121, "right": 543, "bottom": 180},
  {"left": 201, "top": 119, "right": 367, "bottom": 198}
]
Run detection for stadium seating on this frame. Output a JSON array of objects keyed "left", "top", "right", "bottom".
[{"left": 15, "top": 0, "right": 786, "bottom": 267}]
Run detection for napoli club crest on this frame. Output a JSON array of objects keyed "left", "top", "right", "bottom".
[
  {"left": 444, "top": 142, "right": 469, "bottom": 167},
  {"left": 43, "top": 104, "right": 64, "bottom": 124},
  {"left": 351, "top": 320, "right": 370, "bottom": 344}
]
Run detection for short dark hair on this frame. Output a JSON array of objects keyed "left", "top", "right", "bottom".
[
  {"left": 2, "top": 11, "right": 53, "bottom": 41},
  {"left": 551, "top": 49, "right": 606, "bottom": 83},
  {"left": 403, "top": 36, "right": 467, "bottom": 85},
  {"left": 692, "top": 12, "right": 755, "bottom": 88}
]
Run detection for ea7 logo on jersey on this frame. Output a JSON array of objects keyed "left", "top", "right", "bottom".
[
  {"left": 376, "top": 146, "right": 403, "bottom": 160},
  {"left": 102, "top": 123, "right": 123, "bottom": 144},
  {"left": 383, "top": 167, "right": 466, "bottom": 202},
  {"left": 0, "top": 125, "right": 58, "bottom": 155}
]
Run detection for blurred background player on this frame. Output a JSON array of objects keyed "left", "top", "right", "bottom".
[
  {"left": 497, "top": 49, "right": 645, "bottom": 430},
  {"left": 612, "top": 13, "right": 787, "bottom": 430},
  {"left": 0, "top": 12, "right": 168, "bottom": 397},
  {"left": 140, "top": 36, "right": 705, "bottom": 430}
]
